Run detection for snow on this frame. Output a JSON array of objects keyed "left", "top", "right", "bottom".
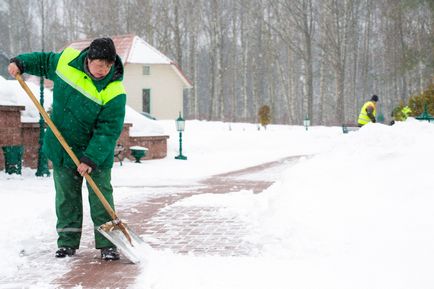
[
  {"left": 1, "top": 118, "right": 434, "bottom": 288},
  {"left": 1, "top": 77, "right": 434, "bottom": 288},
  {"left": 129, "top": 146, "right": 149, "bottom": 150},
  {"left": 127, "top": 36, "right": 172, "bottom": 64},
  {"left": 124, "top": 106, "right": 164, "bottom": 136},
  {"left": 0, "top": 76, "right": 53, "bottom": 122}
]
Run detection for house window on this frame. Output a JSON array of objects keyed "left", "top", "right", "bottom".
[
  {"left": 142, "top": 89, "right": 151, "bottom": 113},
  {"left": 143, "top": 65, "right": 151, "bottom": 75}
]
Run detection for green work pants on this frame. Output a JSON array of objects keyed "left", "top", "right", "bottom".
[{"left": 53, "top": 166, "right": 115, "bottom": 249}]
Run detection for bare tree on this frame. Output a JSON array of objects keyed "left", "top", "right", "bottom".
[
  {"left": 240, "top": 0, "right": 250, "bottom": 121},
  {"left": 320, "top": 0, "right": 357, "bottom": 124},
  {"left": 185, "top": 0, "right": 200, "bottom": 119},
  {"left": 7, "top": 0, "right": 35, "bottom": 54},
  {"left": 4, "top": 0, "right": 433, "bottom": 125},
  {"left": 265, "top": 0, "right": 317, "bottom": 123}
]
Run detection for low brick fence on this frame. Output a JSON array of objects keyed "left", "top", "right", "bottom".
[
  {"left": 0, "top": 105, "right": 169, "bottom": 170},
  {"left": 128, "top": 135, "right": 170, "bottom": 160}
]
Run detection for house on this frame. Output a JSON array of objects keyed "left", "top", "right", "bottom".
[{"left": 66, "top": 34, "right": 192, "bottom": 119}]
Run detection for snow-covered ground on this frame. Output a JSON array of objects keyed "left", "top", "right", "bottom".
[
  {"left": 1, "top": 118, "right": 434, "bottom": 289},
  {"left": 1, "top": 76, "right": 434, "bottom": 288}
]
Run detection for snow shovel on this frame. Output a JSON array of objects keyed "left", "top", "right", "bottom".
[{"left": 16, "top": 74, "right": 145, "bottom": 264}]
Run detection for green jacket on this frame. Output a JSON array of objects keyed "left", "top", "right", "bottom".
[{"left": 14, "top": 47, "right": 126, "bottom": 169}]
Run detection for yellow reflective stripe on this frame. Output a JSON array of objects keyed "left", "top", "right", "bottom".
[
  {"left": 101, "top": 81, "right": 126, "bottom": 104},
  {"left": 56, "top": 68, "right": 103, "bottom": 105},
  {"left": 55, "top": 47, "right": 125, "bottom": 105},
  {"left": 358, "top": 115, "right": 369, "bottom": 125}
]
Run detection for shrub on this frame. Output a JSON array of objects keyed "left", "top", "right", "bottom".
[
  {"left": 408, "top": 83, "right": 434, "bottom": 116},
  {"left": 258, "top": 105, "right": 271, "bottom": 129}
]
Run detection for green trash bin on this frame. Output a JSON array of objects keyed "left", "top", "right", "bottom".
[
  {"left": 2, "top": 145, "right": 24, "bottom": 175},
  {"left": 342, "top": 124, "right": 349, "bottom": 134}
]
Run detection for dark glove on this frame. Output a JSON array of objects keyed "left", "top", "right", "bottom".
[
  {"left": 79, "top": 156, "right": 97, "bottom": 170},
  {"left": 9, "top": 58, "right": 25, "bottom": 74}
]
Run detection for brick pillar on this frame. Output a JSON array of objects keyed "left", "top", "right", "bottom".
[
  {"left": 0, "top": 105, "right": 25, "bottom": 170},
  {"left": 21, "top": 123, "right": 42, "bottom": 169},
  {"left": 118, "top": 123, "right": 132, "bottom": 148}
]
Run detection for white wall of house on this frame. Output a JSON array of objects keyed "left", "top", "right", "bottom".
[{"left": 123, "top": 63, "right": 184, "bottom": 120}]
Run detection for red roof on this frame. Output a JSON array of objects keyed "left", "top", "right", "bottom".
[{"left": 30, "top": 34, "right": 193, "bottom": 89}]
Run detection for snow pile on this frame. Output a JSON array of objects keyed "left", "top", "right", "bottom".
[
  {"left": 133, "top": 119, "right": 434, "bottom": 289},
  {"left": 0, "top": 76, "right": 53, "bottom": 122},
  {"left": 124, "top": 106, "right": 164, "bottom": 136}
]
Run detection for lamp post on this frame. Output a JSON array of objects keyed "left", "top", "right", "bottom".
[
  {"left": 303, "top": 114, "right": 310, "bottom": 131},
  {"left": 35, "top": 2, "right": 50, "bottom": 177},
  {"left": 175, "top": 112, "right": 187, "bottom": 160},
  {"left": 35, "top": 76, "right": 50, "bottom": 177},
  {"left": 415, "top": 103, "right": 434, "bottom": 122}
]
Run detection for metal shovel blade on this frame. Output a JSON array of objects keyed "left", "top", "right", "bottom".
[{"left": 98, "top": 221, "right": 146, "bottom": 264}]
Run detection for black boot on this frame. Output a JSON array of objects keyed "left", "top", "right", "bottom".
[
  {"left": 101, "top": 247, "right": 120, "bottom": 261},
  {"left": 55, "top": 247, "right": 76, "bottom": 258}
]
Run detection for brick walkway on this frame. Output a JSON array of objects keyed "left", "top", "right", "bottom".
[{"left": 52, "top": 156, "right": 301, "bottom": 288}]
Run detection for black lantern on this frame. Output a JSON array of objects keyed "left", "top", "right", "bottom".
[{"left": 175, "top": 112, "right": 187, "bottom": 160}]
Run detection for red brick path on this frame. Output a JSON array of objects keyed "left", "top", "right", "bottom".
[
  {"left": 53, "top": 156, "right": 302, "bottom": 288},
  {"left": 6, "top": 155, "right": 301, "bottom": 288}
]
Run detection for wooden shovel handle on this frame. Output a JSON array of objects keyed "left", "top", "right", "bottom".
[{"left": 16, "top": 74, "right": 118, "bottom": 220}]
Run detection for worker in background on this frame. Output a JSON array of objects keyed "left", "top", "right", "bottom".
[
  {"left": 390, "top": 105, "right": 412, "bottom": 125},
  {"left": 358, "top": 95, "right": 379, "bottom": 127}
]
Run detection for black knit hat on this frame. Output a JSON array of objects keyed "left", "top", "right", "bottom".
[
  {"left": 371, "top": 94, "right": 379, "bottom": 102},
  {"left": 87, "top": 37, "right": 116, "bottom": 62}
]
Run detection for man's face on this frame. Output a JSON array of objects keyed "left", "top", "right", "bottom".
[{"left": 87, "top": 59, "right": 113, "bottom": 79}]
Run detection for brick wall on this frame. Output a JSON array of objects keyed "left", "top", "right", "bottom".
[
  {"left": 113, "top": 123, "right": 169, "bottom": 162},
  {"left": 0, "top": 107, "right": 169, "bottom": 170},
  {"left": 0, "top": 106, "right": 25, "bottom": 170},
  {"left": 128, "top": 135, "right": 170, "bottom": 160}
]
